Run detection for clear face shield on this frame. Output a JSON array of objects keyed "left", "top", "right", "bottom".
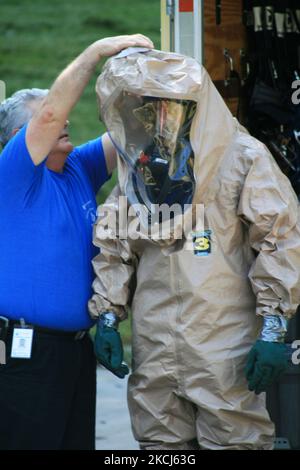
[{"left": 110, "top": 92, "right": 197, "bottom": 222}]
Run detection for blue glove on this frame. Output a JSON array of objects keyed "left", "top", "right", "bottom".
[{"left": 94, "top": 312, "right": 129, "bottom": 379}]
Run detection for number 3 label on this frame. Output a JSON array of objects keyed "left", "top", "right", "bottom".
[{"left": 193, "top": 230, "right": 212, "bottom": 256}]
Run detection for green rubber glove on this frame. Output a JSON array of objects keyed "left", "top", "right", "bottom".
[
  {"left": 245, "top": 340, "right": 289, "bottom": 394},
  {"left": 94, "top": 324, "right": 129, "bottom": 379}
]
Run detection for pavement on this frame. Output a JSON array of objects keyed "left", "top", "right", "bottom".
[{"left": 96, "top": 366, "right": 139, "bottom": 450}]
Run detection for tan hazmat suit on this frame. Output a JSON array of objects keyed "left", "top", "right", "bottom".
[{"left": 89, "top": 49, "right": 300, "bottom": 450}]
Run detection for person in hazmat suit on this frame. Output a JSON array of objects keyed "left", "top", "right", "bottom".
[{"left": 88, "top": 48, "right": 300, "bottom": 450}]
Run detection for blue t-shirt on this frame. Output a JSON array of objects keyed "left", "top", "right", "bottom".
[{"left": 0, "top": 125, "right": 110, "bottom": 330}]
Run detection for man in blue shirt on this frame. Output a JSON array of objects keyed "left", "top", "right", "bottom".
[{"left": 0, "top": 33, "right": 154, "bottom": 450}]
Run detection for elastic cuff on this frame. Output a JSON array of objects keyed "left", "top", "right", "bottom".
[
  {"left": 98, "top": 312, "right": 120, "bottom": 330},
  {"left": 259, "top": 313, "right": 288, "bottom": 343}
]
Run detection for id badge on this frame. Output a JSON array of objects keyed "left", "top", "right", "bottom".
[{"left": 11, "top": 326, "right": 34, "bottom": 359}]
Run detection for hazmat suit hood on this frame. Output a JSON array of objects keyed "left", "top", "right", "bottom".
[{"left": 96, "top": 48, "right": 242, "bottom": 248}]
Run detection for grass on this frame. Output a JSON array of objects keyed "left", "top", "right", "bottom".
[
  {"left": 0, "top": 0, "right": 161, "bottom": 349},
  {"left": 0, "top": 0, "right": 161, "bottom": 202}
]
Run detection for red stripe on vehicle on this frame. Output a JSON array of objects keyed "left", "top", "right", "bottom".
[{"left": 179, "top": 0, "right": 194, "bottom": 13}]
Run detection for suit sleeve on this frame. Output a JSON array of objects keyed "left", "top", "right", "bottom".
[
  {"left": 237, "top": 144, "right": 300, "bottom": 318},
  {"left": 88, "top": 185, "right": 137, "bottom": 321}
]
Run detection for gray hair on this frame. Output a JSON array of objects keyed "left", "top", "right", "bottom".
[{"left": 0, "top": 88, "right": 48, "bottom": 147}]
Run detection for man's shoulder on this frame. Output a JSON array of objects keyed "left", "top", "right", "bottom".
[
  {"left": 66, "top": 137, "right": 103, "bottom": 165},
  {"left": 65, "top": 146, "right": 83, "bottom": 174},
  {"left": 0, "top": 125, "right": 28, "bottom": 158},
  {"left": 0, "top": 124, "right": 42, "bottom": 175},
  {"left": 72, "top": 137, "right": 102, "bottom": 154}
]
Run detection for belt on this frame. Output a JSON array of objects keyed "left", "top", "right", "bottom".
[{"left": 0, "top": 317, "right": 88, "bottom": 341}]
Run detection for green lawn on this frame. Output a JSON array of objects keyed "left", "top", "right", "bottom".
[{"left": 0, "top": 0, "right": 161, "bottom": 202}]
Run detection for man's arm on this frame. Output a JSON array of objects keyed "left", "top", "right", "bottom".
[
  {"left": 26, "top": 34, "right": 153, "bottom": 165},
  {"left": 102, "top": 133, "right": 117, "bottom": 175}
]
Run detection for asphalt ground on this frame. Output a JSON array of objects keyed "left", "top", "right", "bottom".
[{"left": 96, "top": 367, "right": 138, "bottom": 450}]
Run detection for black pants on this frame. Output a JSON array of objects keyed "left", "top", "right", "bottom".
[{"left": 0, "top": 329, "right": 96, "bottom": 450}]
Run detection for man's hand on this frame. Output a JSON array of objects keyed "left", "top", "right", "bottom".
[
  {"left": 94, "top": 313, "right": 129, "bottom": 379},
  {"left": 92, "top": 34, "right": 154, "bottom": 58},
  {"left": 26, "top": 34, "right": 154, "bottom": 165},
  {"left": 245, "top": 340, "right": 289, "bottom": 394}
]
